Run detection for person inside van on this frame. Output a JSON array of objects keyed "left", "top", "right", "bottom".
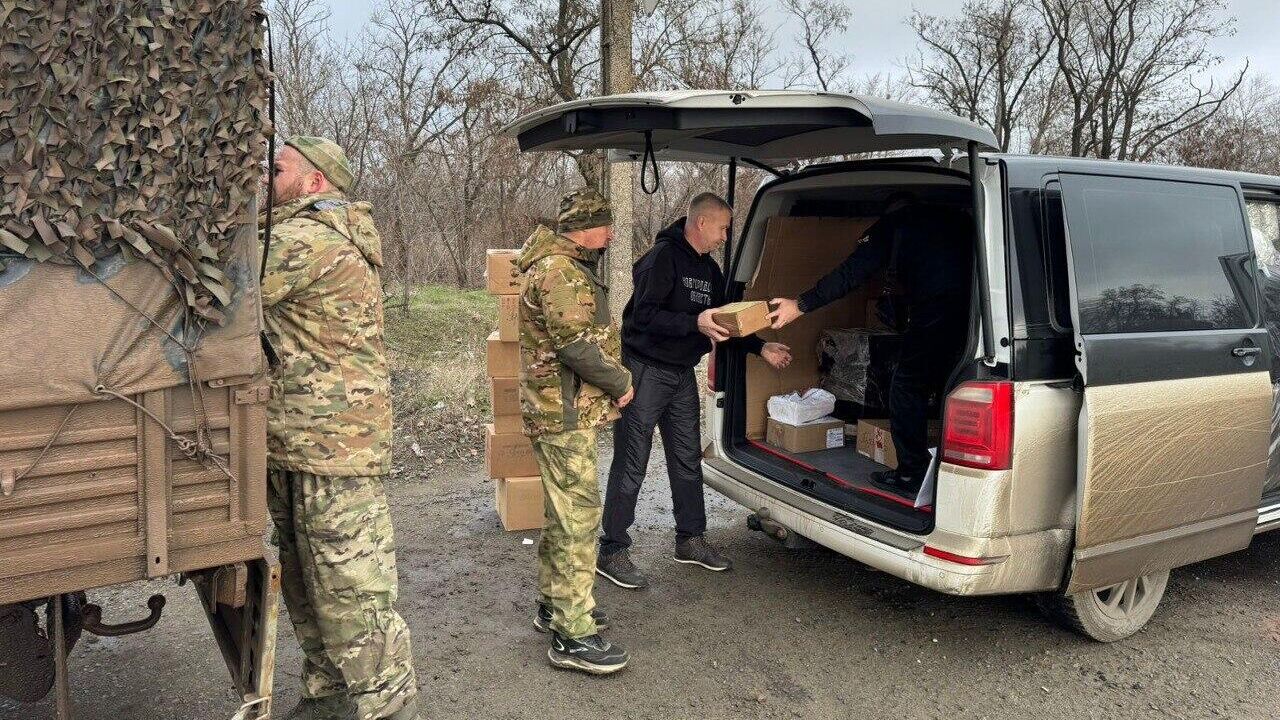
[
  {"left": 597, "top": 193, "right": 792, "bottom": 590},
  {"left": 766, "top": 192, "right": 973, "bottom": 494}
]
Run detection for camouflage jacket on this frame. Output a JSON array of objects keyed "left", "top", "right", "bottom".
[
  {"left": 517, "top": 226, "right": 631, "bottom": 437},
  {"left": 260, "top": 191, "right": 392, "bottom": 476}
]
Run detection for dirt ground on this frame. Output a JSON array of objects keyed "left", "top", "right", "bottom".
[{"left": 6, "top": 440, "right": 1280, "bottom": 720}]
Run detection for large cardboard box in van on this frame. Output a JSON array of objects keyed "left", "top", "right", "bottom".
[
  {"left": 487, "top": 331, "right": 520, "bottom": 378},
  {"left": 740, "top": 217, "right": 879, "bottom": 439},
  {"left": 486, "top": 249, "right": 522, "bottom": 295},
  {"left": 485, "top": 423, "right": 540, "bottom": 478},
  {"left": 495, "top": 476, "right": 544, "bottom": 531},
  {"left": 767, "top": 417, "right": 845, "bottom": 453}
]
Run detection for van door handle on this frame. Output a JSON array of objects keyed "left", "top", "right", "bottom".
[{"left": 1231, "top": 346, "right": 1262, "bottom": 358}]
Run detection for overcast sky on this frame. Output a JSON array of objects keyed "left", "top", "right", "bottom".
[{"left": 319, "top": 0, "right": 1279, "bottom": 83}]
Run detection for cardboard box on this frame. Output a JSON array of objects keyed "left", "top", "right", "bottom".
[
  {"left": 856, "top": 419, "right": 942, "bottom": 469},
  {"left": 498, "top": 294, "right": 520, "bottom": 342},
  {"left": 485, "top": 423, "right": 540, "bottom": 478},
  {"left": 490, "top": 376, "right": 521, "bottom": 434},
  {"left": 486, "top": 331, "right": 520, "bottom": 378},
  {"left": 495, "top": 476, "right": 544, "bottom": 531},
  {"left": 493, "top": 412, "right": 521, "bottom": 434},
  {"left": 486, "top": 249, "right": 522, "bottom": 295},
  {"left": 766, "top": 416, "right": 845, "bottom": 454},
  {"left": 712, "top": 301, "right": 770, "bottom": 337}
]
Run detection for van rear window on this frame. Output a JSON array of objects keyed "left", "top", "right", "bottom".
[{"left": 1061, "top": 175, "right": 1253, "bottom": 334}]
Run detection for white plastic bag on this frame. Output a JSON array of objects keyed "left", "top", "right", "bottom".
[
  {"left": 767, "top": 388, "right": 837, "bottom": 425},
  {"left": 914, "top": 447, "right": 941, "bottom": 508}
]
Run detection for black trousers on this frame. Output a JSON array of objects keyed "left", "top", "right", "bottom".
[
  {"left": 890, "top": 300, "right": 967, "bottom": 477},
  {"left": 600, "top": 355, "right": 706, "bottom": 557}
]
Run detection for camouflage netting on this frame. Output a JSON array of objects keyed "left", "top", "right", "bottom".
[{"left": 0, "top": 0, "right": 270, "bottom": 325}]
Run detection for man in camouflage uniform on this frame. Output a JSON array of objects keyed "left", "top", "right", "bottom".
[
  {"left": 260, "top": 137, "right": 419, "bottom": 720},
  {"left": 517, "top": 188, "right": 634, "bottom": 675}
]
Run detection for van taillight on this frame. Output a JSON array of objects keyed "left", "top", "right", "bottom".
[{"left": 942, "top": 381, "right": 1013, "bottom": 471}]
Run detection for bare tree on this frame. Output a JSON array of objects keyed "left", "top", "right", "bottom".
[
  {"left": 269, "top": 0, "right": 341, "bottom": 137},
  {"left": 670, "top": 0, "right": 780, "bottom": 88},
  {"left": 437, "top": 0, "right": 603, "bottom": 185},
  {"left": 631, "top": 0, "right": 709, "bottom": 89},
  {"left": 1039, "top": 0, "right": 1247, "bottom": 160},
  {"left": 361, "top": 0, "right": 480, "bottom": 311},
  {"left": 782, "top": 0, "right": 853, "bottom": 92},
  {"left": 1169, "top": 74, "right": 1280, "bottom": 174},
  {"left": 909, "top": 0, "right": 1055, "bottom": 151},
  {"left": 317, "top": 54, "right": 378, "bottom": 187}
]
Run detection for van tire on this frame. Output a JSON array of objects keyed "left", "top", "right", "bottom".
[{"left": 1037, "top": 570, "right": 1170, "bottom": 642}]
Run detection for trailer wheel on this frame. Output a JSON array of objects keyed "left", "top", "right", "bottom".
[
  {"left": 46, "top": 592, "right": 86, "bottom": 652},
  {"left": 1037, "top": 570, "right": 1169, "bottom": 642},
  {"left": 0, "top": 603, "right": 55, "bottom": 702}
]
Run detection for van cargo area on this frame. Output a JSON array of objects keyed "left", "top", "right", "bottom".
[{"left": 719, "top": 169, "right": 979, "bottom": 535}]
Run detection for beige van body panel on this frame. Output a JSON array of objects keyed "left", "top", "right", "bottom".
[
  {"left": 935, "top": 382, "right": 1079, "bottom": 539},
  {"left": 1068, "top": 371, "right": 1271, "bottom": 593},
  {"left": 925, "top": 381, "right": 1079, "bottom": 592}
]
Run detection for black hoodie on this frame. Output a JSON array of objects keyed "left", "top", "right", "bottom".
[{"left": 621, "top": 218, "right": 764, "bottom": 370}]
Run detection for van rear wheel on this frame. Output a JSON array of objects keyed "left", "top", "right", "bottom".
[{"left": 1038, "top": 570, "right": 1169, "bottom": 642}]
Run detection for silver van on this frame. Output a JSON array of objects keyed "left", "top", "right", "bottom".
[{"left": 506, "top": 90, "right": 1280, "bottom": 641}]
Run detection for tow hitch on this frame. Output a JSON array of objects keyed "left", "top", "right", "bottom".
[{"left": 747, "top": 508, "right": 815, "bottom": 549}]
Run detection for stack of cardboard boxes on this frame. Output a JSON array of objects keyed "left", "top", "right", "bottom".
[{"left": 484, "top": 249, "right": 544, "bottom": 532}]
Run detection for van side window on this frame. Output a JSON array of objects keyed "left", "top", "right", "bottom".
[{"left": 1062, "top": 175, "right": 1254, "bottom": 334}]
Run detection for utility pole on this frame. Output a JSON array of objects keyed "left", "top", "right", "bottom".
[{"left": 600, "top": 0, "right": 634, "bottom": 325}]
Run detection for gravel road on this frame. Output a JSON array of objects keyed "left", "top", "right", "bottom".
[{"left": 6, "top": 440, "right": 1280, "bottom": 720}]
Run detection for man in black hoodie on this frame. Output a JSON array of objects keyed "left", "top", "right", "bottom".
[{"left": 597, "top": 193, "right": 791, "bottom": 590}]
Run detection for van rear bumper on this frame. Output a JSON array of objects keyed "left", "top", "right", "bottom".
[{"left": 703, "top": 458, "right": 1070, "bottom": 596}]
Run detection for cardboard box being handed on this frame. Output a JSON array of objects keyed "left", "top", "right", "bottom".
[{"left": 711, "top": 300, "right": 771, "bottom": 337}]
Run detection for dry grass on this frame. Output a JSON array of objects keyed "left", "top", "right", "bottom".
[{"left": 384, "top": 284, "right": 497, "bottom": 465}]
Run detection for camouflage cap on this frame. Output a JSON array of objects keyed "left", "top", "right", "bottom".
[
  {"left": 284, "top": 135, "right": 354, "bottom": 192},
  {"left": 557, "top": 188, "right": 613, "bottom": 233}
]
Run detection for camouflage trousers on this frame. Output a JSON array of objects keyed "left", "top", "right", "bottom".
[
  {"left": 532, "top": 428, "right": 602, "bottom": 639},
  {"left": 268, "top": 469, "right": 418, "bottom": 720}
]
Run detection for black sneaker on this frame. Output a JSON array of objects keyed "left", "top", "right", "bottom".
[
  {"left": 870, "top": 469, "right": 923, "bottom": 496},
  {"left": 674, "top": 535, "right": 732, "bottom": 572},
  {"left": 533, "top": 601, "right": 610, "bottom": 633},
  {"left": 596, "top": 549, "right": 650, "bottom": 589},
  {"left": 548, "top": 632, "right": 629, "bottom": 675}
]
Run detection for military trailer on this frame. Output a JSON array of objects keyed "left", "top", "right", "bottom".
[{"left": 0, "top": 2, "right": 277, "bottom": 717}]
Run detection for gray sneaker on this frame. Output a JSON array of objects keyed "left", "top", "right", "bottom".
[
  {"left": 596, "top": 549, "right": 650, "bottom": 589},
  {"left": 674, "top": 536, "right": 732, "bottom": 572},
  {"left": 549, "top": 632, "right": 629, "bottom": 675}
]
